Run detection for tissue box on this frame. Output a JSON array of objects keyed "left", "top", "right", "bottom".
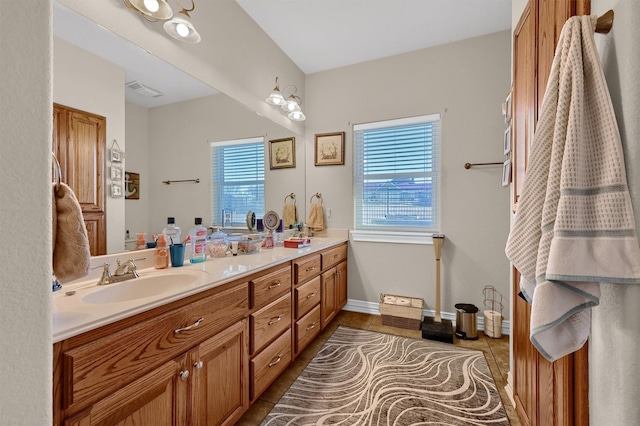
[{"left": 379, "top": 293, "right": 424, "bottom": 330}]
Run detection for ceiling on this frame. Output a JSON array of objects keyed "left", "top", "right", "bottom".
[
  {"left": 235, "top": 0, "right": 512, "bottom": 74},
  {"left": 53, "top": 0, "right": 512, "bottom": 108}
]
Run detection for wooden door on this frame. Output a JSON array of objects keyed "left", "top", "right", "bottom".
[
  {"left": 64, "top": 357, "right": 187, "bottom": 426},
  {"left": 321, "top": 267, "right": 337, "bottom": 328},
  {"left": 511, "top": 1, "right": 591, "bottom": 425},
  {"left": 53, "top": 104, "right": 107, "bottom": 256},
  {"left": 190, "top": 319, "right": 249, "bottom": 426}
]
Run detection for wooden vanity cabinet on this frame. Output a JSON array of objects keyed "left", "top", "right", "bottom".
[
  {"left": 320, "top": 243, "right": 348, "bottom": 329},
  {"left": 53, "top": 282, "right": 250, "bottom": 426},
  {"left": 248, "top": 264, "right": 293, "bottom": 401},
  {"left": 292, "top": 253, "right": 323, "bottom": 356}
]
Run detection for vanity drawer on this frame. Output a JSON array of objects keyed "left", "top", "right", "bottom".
[
  {"left": 295, "top": 304, "right": 321, "bottom": 354},
  {"left": 250, "top": 292, "right": 292, "bottom": 355},
  {"left": 295, "top": 275, "right": 321, "bottom": 318},
  {"left": 62, "top": 283, "right": 249, "bottom": 411},
  {"left": 321, "top": 243, "right": 347, "bottom": 270},
  {"left": 251, "top": 328, "right": 292, "bottom": 400},
  {"left": 294, "top": 254, "right": 321, "bottom": 284},
  {"left": 251, "top": 264, "right": 291, "bottom": 309}
]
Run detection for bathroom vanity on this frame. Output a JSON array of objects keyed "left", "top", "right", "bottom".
[{"left": 52, "top": 236, "right": 348, "bottom": 426}]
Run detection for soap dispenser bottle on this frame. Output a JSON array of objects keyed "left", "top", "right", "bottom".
[
  {"left": 162, "top": 217, "right": 182, "bottom": 245},
  {"left": 189, "top": 218, "right": 207, "bottom": 263},
  {"left": 155, "top": 234, "right": 169, "bottom": 269}
]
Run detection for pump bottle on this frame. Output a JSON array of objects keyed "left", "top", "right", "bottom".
[
  {"left": 189, "top": 218, "right": 207, "bottom": 263},
  {"left": 162, "top": 217, "right": 182, "bottom": 245},
  {"left": 155, "top": 234, "right": 169, "bottom": 269}
]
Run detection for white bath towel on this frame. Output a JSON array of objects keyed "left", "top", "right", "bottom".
[{"left": 505, "top": 15, "right": 640, "bottom": 362}]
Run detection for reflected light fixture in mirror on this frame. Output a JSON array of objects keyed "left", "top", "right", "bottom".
[
  {"left": 266, "top": 76, "right": 306, "bottom": 121},
  {"left": 123, "top": 0, "right": 201, "bottom": 44}
]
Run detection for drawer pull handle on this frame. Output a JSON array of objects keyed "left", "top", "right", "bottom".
[
  {"left": 268, "top": 355, "right": 283, "bottom": 367},
  {"left": 305, "top": 266, "right": 315, "bottom": 272},
  {"left": 306, "top": 292, "right": 316, "bottom": 299},
  {"left": 333, "top": 254, "right": 340, "bottom": 259},
  {"left": 194, "top": 360, "right": 204, "bottom": 370},
  {"left": 268, "top": 314, "right": 283, "bottom": 325},
  {"left": 179, "top": 370, "right": 190, "bottom": 381},
  {"left": 268, "top": 281, "right": 282, "bottom": 289},
  {"left": 306, "top": 322, "right": 317, "bottom": 331},
  {"left": 174, "top": 317, "right": 204, "bottom": 334}
]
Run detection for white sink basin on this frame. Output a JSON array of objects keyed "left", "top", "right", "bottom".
[{"left": 81, "top": 270, "right": 207, "bottom": 304}]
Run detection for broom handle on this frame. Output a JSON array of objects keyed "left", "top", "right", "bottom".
[
  {"left": 435, "top": 258, "right": 441, "bottom": 322},
  {"left": 432, "top": 235, "right": 444, "bottom": 323}
]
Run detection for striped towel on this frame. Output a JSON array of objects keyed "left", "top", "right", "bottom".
[{"left": 505, "top": 15, "right": 640, "bottom": 362}]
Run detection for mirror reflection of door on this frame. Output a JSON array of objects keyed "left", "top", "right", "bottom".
[{"left": 53, "top": 103, "right": 107, "bottom": 256}]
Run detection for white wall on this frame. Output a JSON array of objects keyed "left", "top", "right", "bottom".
[
  {"left": 0, "top": 1, "right": 52, "bottom": 424},
  {"left": 57, "top": 0, "right": 305, "bottom": 136},
  {"left": 142, "top": 93, "right": 304, "bottom": 237},
  {"left": 304, "top": 31, "right": 512, "bottom": 319},
  {"left": 590, "top": 1, "right": 640, "bottom": 424},
  {"left": 53, "top": 38, "right": 126, "bottom": 253},
  {"left": 124, "top": 102, "right": 149, "bottom": 246}
]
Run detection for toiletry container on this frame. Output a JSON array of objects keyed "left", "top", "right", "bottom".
[
  {"left": 155, "top": 234, "right": 169, "bottom": 269},
  {"left": 163, "top": 217, "right": 182, "bottom": 245},
  {"left": 136, "top": 232, "right": 146, "bottom": 250},
  {"left": 189, "top": 218, "right": 207, "bottom": 263}
]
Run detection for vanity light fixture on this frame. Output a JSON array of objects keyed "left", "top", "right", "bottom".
[
  {"left": 265, "top": 76, "right": 306, "bottom": 121},
  {"left": 123, "top": 0, "right": 201, "bottom": 44}
]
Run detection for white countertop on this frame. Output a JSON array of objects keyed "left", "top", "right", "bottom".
[{"left": 53, "top": 234, "right": 348, "bottom": 343}]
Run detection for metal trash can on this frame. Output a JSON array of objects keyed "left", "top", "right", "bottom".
[{"left": 455, "top": 303, "right": 478, "bottom": 340}]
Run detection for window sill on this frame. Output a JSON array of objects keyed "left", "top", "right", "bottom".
[{"left": 349, "top": 230, "right": 437, "bottom": 245}]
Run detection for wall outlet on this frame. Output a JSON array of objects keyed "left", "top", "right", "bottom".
[{"left": 326, "top": 208, "right": 333, "bottom": 222}]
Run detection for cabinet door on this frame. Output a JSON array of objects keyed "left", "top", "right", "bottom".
[
  {"left": 321, "top": 267, "right": 337, "bottom": 328},
  {"left": 64, "top": 356, "right": 187, "bottom": 426},
  {"left": 336, "top": 261, "right": 347, "bottom": 310},
  {"left": 190, "top": 319, "right": 249, "bottom": 426}
]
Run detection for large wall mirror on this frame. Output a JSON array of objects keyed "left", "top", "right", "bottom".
[{"left": 53, "top": 1, "right": 306, "bottom": 254}]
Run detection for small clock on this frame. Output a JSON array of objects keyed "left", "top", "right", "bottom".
[{"left": 263, "top": 210, "right": 280, "bottom": 231}]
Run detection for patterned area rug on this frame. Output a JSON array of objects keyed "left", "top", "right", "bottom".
[{"left": 261, "top": 326, "right": 509, "bottom": 425}]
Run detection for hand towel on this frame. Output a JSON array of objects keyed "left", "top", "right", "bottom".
[
  {"left": 53, "top": 182, "right": 91, "bottom": 283},
  {"left": 505, "top": 15, "right": 640, "bottom": 362},
  {"left": 307, "top": 203, "right": 325, "bottom": 232},
  {"left": 283, "top": 203, "right": 297, "bottom": 229}
]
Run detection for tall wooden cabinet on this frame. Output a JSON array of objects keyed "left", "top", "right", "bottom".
[
  {"left": 53, "top": 103, "right": 107, "bottom": 256},
  {"left": 511, "top": 1, "right": 590, "bottom": 425}
]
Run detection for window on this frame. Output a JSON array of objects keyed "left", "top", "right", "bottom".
[
  {"left": 211, "top": 137, "right": 264, "bottom": 227},
  {"left": 354, "top": 114, "right": 440, "bottom": 234}
]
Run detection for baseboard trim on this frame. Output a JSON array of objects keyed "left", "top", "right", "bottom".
[
  {"left": 344, "top": 298, "right": 510, "bottom": 336},
  {"left": 505, "top": 371, "right": 516, "bottom": 408}
]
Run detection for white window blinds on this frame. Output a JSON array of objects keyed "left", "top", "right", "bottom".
[
  {"left": 354, "top": 114, "right": 440, "bottom": 232},
  {"left": 211, "top": 138, "right": 265, "bottom": 227}
]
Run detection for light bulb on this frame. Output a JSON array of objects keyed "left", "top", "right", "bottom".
[
  {"left": 176, "top": 23, "right": 189, "bottom": 38},
  {"left": 143, "top": 0, "right": 159, "bottom": 12}
]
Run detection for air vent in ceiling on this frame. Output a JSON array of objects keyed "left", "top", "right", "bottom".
[{"left": 125, "top": 81, "right": 164, "bottom": 98}]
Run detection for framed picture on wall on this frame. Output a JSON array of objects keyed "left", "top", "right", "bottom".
[
  {"left": 502, "top": 159, "right": 512, "bottom": 187},
  {"left": 110, "top": 165, "right": 122, "bottom": 181},
  {"left": 269, "top": 137, "right": 296, "bottom": 169},
  {"left": 503, "top": 126, "right": 511, "bottom": 155},
  {"left": 111, "top": 183, "right": 122, "bottom": 197},
  {"left": 315, "top": 132, "right": 345, "bottom": 166}
]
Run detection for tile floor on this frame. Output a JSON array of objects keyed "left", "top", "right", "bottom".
[{"left": 237, "top": 310, "right": 520, "bottom": 425}]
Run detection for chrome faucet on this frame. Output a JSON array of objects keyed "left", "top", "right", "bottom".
[{"left": 97, "top": 257, "right": 144, "bottom": 285}]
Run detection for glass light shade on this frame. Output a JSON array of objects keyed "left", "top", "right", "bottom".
[
  {"left": 128, "top": 0, "right": 173, "bottom": 20},
  {"left": 288, "top": 110, "right": 306, "bottom": 121},
  {"left": 266, "top": 91, "right": 285, "bottom": 105},
  {"left": 163, "top": 10, "right": 201, "bottom": 44},
  {"left": 281, "top": 96, "right": 301, "bottom": 112}
]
